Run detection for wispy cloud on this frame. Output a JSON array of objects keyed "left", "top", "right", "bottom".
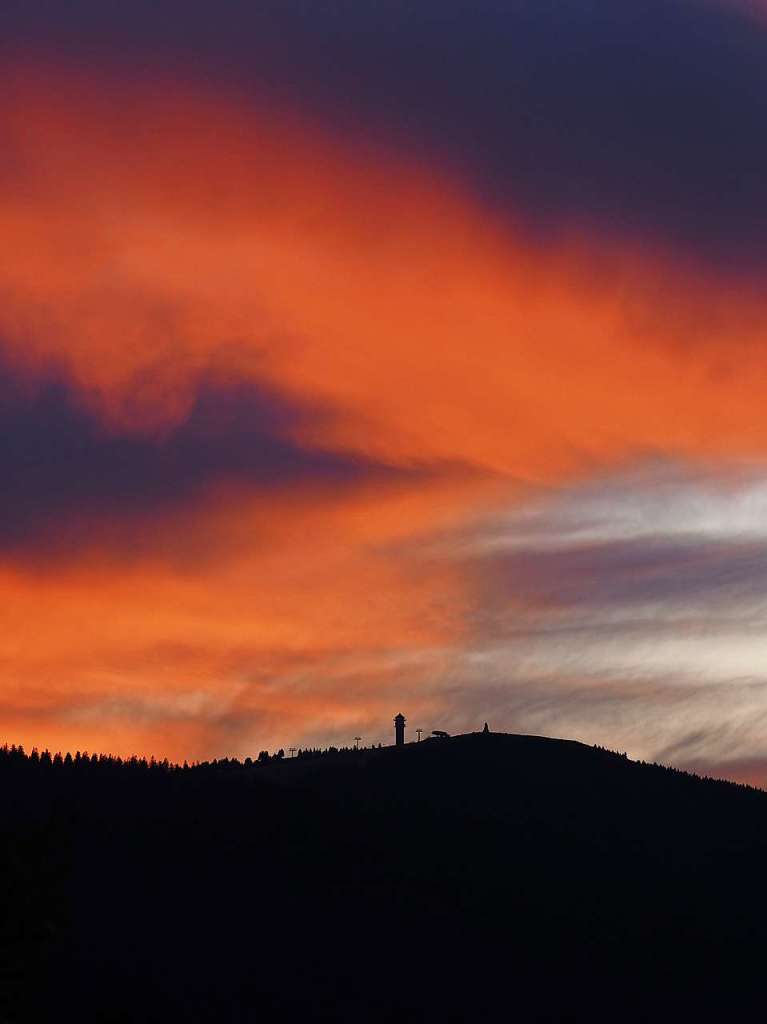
[{"left": 419, "top": 464, "right": 767, "bottom": 778}]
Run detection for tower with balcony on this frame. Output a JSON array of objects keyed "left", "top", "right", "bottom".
[{"left": 394, "top": 713, "right": 406, "bottom": 747}]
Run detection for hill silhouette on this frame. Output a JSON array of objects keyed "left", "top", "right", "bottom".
[{"left": 3, "top": 731, "right": 767, "bottom": 1022}]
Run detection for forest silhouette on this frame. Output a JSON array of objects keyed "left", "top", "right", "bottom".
[{"left": 3, "top": 730, "right": 767, "bottom": 1022}]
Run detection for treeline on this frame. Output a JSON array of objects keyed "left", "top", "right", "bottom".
[
  {"left": 0, "top": 739, "right": 386, "bottom": 775},
  {"left": 0, "top": 742, "right": 177, "bottom": 773},
  {"left": 255, "top": 743, "right": 384, "bottom": 762},
  {"left": 590, "top": 742, "right": 762, "bottom": 796},
  {"left": 1, "top": 738, "right": 761, "bottom": 800}
]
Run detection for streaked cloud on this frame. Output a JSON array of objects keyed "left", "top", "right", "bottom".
[
  {"left": 0, "top": 352, "right": 399, "bottom": 555},
  {"left": 428, "top": 465, "right": 767, "bottom": 777}
]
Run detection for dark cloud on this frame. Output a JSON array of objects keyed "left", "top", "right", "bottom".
[
  {"left": 5, "top": 1, "right": 767, "bottom": 268},
  {"left": 448, "top": 462, "right": 767, "bottom": 618},
  {"left": 0, "top": 354, "right": 383, "bottom": 550},
  {"left": 478, "top": 535, "right": 767, "bottom": 613}
]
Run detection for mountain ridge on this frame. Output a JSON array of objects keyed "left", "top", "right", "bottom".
[{"left": 3, "top": 729, "right": 767, "bottom": 1022}]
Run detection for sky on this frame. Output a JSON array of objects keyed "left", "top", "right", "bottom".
[{"left": 4, "top": 1, "right": 767, "bottom": 781}]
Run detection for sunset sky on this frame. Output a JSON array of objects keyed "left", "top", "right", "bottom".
[{"left": 4, "top": 1, "right": 767, "bottom": 781}]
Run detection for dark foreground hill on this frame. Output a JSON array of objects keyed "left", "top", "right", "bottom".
[{"left": 3, "top": 732, "right": 767, "bottom": 1022}]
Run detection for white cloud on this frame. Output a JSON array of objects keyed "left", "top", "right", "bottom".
[{"left": 430, "top": 459, "right": 767, "bottom": 777}]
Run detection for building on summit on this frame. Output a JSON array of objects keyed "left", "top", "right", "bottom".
[{"left": 394, "top": 713, "right": 406, "bottom": 747}]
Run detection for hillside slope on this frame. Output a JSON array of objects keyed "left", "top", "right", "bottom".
[{"left": 3, "top": 732, "right": 767, "bottom": 1022}]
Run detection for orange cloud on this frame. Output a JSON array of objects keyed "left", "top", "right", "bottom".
[
  {"left": 3, "top": 64, "right": 767, "bottom": 759},
  {"left": 0, "top": 471, "right": 479, "bottom": 758},
  {"left": 4, "top": 67, "right": 767, "bottom": 476}
]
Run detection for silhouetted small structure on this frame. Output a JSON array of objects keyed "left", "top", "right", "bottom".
[
  {"left": 483, "top": 722, "right": 490, "bottom": 734},
  {"left": 432, "top": 730, "right": 450, "bottom": 739},
  {"left": 394, "top": 713, "right": 406, "bottom": 747}
]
